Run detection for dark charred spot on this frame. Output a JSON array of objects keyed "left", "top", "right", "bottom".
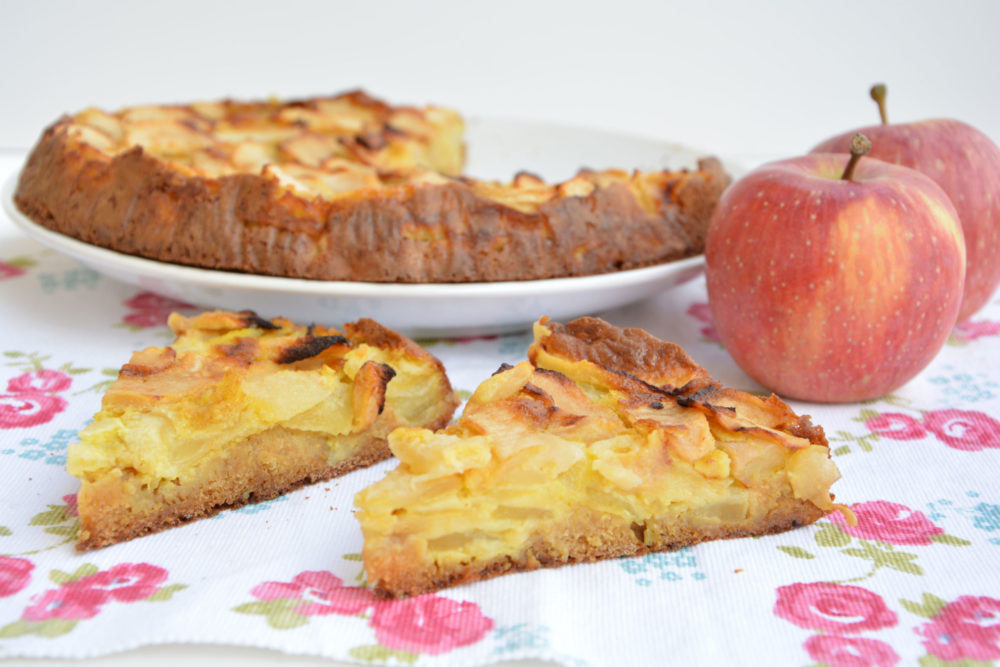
[
  {"left": 663, "top": 380, "right": 735, "bottom": 414},
  {"left": 371, "top": 363, "right": 396, "bottom": 415},
  {"left": 276, "top": 335, "right": 351, "bottom": 364},
  {"left": 491, "top": 362, "right": 516, "bottom": 377},
  {"left": 236, "top": 310, "right": 279, "bottom": 330},
  {"left": 672, "top": 386, "right": 714, "bottom": 408},
  {"left": 649, "top": 401, "right": 664, "bottom": 410}
]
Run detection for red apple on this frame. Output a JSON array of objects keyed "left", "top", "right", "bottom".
[
  {"left": 705, "top": 135, "right": 966, "bottom": 403},
  {"left": 812, "top": 84, "right": 1000, "bottom": 322}
]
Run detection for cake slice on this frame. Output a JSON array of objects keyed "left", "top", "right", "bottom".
[
  {"left": 68, "top": 310, "right": 458, "bottom": 550},
  {"left": 355, "top": 317, "right": 842, "bottom": 597}
]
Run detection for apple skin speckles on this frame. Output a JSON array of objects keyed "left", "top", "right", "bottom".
[
  {"left": 812, "top": 117, "right": 1000, "bottom": 323},
  {"left": 705, "top": 153, "right": 965, "bottom": 403}
]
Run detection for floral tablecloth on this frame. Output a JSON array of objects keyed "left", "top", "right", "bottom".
[{"left": 1, "top": 151, "right": 999, "bottom": 666}]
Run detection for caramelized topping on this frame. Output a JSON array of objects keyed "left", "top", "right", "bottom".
[{"left": 275, "top": 335, "right": 351, "bottom": 364}]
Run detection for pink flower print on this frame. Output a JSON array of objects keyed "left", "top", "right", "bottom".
[
  {"left": 686, "top": 302, "right": 722, "bottom": 343},
  {"left": 953, "top": 319, "right": 1000, "bottom": 343},
  {"left": 774, "top": 582, "right": 898, "bottom": 634},
  {"left": 370, "top": 595, "right": 494, "bottom": 656},
  {"left": 828, "top": 500, "right": 944, "bottom": 546},
  {"left": 923, "top": 409, "right": 1000, "bottom": 451},
  {"left": 0, "top": 261, "right": 26, "bottom": 280},
  {"left": 123, "top": 310, "right": 172, "bottom": 328},
  {"left": 72, "top": 563, "right": 169, "bottom": 603},
  {"left": 6, "top": 369, "right": 72, "bottom": 394},
  {"left": 124, "top": 292, "right": 186, "bottom": 311},
  {"left": 0, "top": 369, "right": 72, "bottom": 428},
  {"left": 0, "top": 557, "right": 34, "bottom": 598},
  {"left": 0, "top": 392, "right": 68, "bottom": 428},
  {"left": 251, "top": 571, "right": 375, "bottom": 616},
  {"left": 917, "top": 596, "right": 1000, "bottom": 661},
  {"left": 123, "top": 291, "right": 194, "bottom": 328},
  {"left": 865, "top": 413, "right": 927, "bottom": 440},
  {"left": 22, "top": 585, "right": 109, "bottom": 621},
  {"left": 804, "top": 635, "right": 900, "bottom": 667},
  {"left": 63, "top": 494, "right": 79, "bottom": 518}
]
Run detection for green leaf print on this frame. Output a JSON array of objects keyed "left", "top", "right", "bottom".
[
  {"left": 929, "top": 533, "right": 973, "bottom": 546},
  {"left": 0, "top": 618, "right": 78, "bottom": 639},
  {"left": 43, "top": 521, "right": 80, "bottom": 538},
  {"left": 233, "top": 598, "right": 310, "bottom": 630},
  {"left": 0, "top": 620, "right": 33, "bottom": 638},
  {"left": 5, "top": 255, "right": 39, "bottom": 269},
  {"left": 879, "top": 551, "right": 922, "bottom": 576},
  {"left": 146, "top": 584, "right": 188, "bottom": 602},
  {"left": 814, "top": 523, "right": 851, "bottom": 548},
  {"left": 349, "top": 645, "right": 419, "bottom": 664},
  {"left": 900, "top": 592, "right": 948, "bottom": 619},
  {"left": 842, "top": 541, "right": 923, "bottom": 577},
  {"left": 33, "top": 618, "right": 79, "bottom": 638},
  {"left": 49, "top": 563, "right": 99, "bottom": 585},
  {"left": 0, "top": 526, "right": 11, "bottom": 536},
  {"left": 853, "top": 408, "right": 881, "bottom": 423},
  {"left": 29, "top": 505, "right": 69, "bottom": 527},
  {"left": 57, "top": 361, "right": 91, "bottom": 376},
  {"left": 918, "top": 655, "right": 993, "bottom": 667},
  {"left": 776, "top": 546, "right": 815, "bottom": 559}
]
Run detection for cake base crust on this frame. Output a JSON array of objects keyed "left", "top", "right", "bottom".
[
  {"left": 366, "top": 493, "right": 824, "bottom": 598},
  {"left": 78, "top": 413, "right": 451, "bottom": 551}
]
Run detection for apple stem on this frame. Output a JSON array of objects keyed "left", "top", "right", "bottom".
[
  {"left": 841, "top": 133, "right": 872, "bottom": 181},
  {"left": 870, "top": 83, "right": 888, "bottom": 125}
]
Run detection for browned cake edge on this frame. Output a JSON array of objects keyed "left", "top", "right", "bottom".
[
  {"left": 367, "top": 492, "right": 826, "bottom": 598},
  {"left": 13, "top": 115, "right": 730, "bottom": 283}
]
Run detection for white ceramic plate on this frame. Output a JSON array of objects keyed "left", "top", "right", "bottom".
[{"left": 2, "top": 118, "right": 720, "bottom": 338}]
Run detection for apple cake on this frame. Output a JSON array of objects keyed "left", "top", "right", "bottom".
[
  {"left": 13, "top": 90, "right": 730, "bottom": 283},
  {"left": 67, "top": 310, "right": 458, "bottom": 550},
  {"left": 355, "top": 317, "right": 842, "bottom": 597}
]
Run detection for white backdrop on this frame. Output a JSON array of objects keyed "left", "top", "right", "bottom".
[
  {"left": 1, "top": 3, "right": 999, "bottom": 666},
  {"left": 2, "top": 0, "right": 999, "bottom": 164}
]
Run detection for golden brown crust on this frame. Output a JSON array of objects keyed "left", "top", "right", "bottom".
[
  {"left": 531, "top": 316, "right": 828, "bottom": 447},
  {"left": 530, "top": 316, "right": 710, "bottom": 389},
  {"left": 13, "top": 92, "right": 730, "bottom": 283}
]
